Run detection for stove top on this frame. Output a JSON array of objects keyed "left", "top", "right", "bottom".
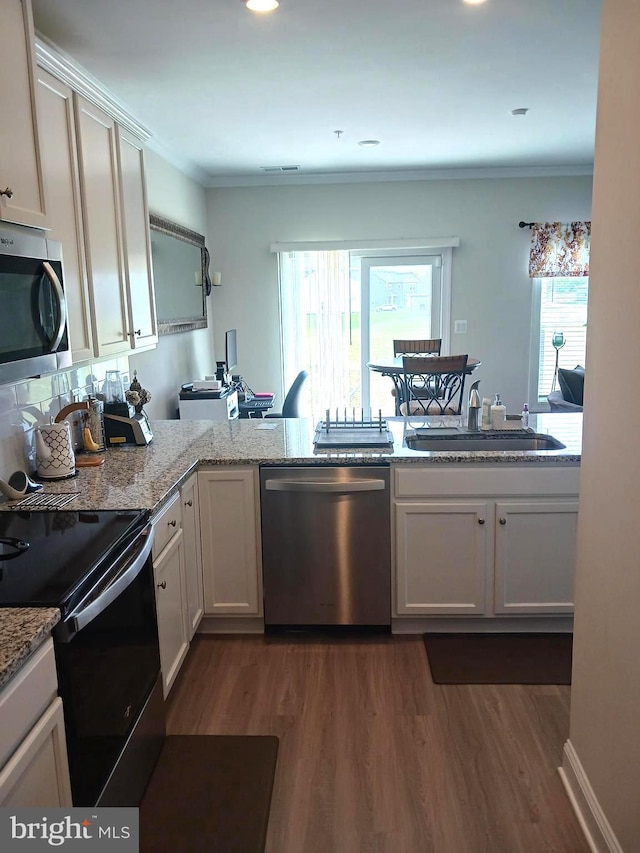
[{"left": 0, "top": 509, "right": 148, "bottom": 609}]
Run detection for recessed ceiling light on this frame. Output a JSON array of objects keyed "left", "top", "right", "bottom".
[
  {"left": 463, "top": 0, "right": 487, "bottom": 6},
  {"left": 511, "top": 107, "right": 529, "bottom": 116},
  {"left": 358, "top": 139, "right": 380, "bottom": 147},
  {"left": 245, "top": 0, "right": 279, "bottom": 12}
]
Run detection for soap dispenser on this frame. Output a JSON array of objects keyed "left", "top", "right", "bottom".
[{"left": 490, "top": 393, "right": 506, "bottom": 429}]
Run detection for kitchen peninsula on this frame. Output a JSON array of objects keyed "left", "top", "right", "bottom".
[{"left": 17, "top": 413, "right": 581, "bottom": 513}]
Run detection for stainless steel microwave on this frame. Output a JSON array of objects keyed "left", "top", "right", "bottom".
[{"left": 0, "top": 227, "right": 71, "bottom": 385}]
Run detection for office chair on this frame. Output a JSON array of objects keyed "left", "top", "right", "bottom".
[
  {"left": 266, "top": 370, "right": 309, "bottom": 418},
  {"left": 399, "top": 355, "right": 469, "bottom": 416}
]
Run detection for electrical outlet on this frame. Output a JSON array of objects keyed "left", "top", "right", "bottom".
[{"left": 454, "top": 320, "right": 468, "bottom": 334}]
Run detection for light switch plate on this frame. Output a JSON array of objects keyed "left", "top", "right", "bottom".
[{"left": 454, "top": 320, "right": 468, "bottom": 334}]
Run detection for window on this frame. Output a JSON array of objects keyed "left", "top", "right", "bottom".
[{"left": 531, "top": 276, "right": 588, "bottom": 403}]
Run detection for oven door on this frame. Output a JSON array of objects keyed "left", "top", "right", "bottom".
[
  {"left": 53, "top": 524, "right": 164, "bottom": 806},
  {"left": 0, "top": 230, "right": 71, "bottom": 383}
]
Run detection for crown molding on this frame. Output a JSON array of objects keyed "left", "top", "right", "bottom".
[
  {"left": 35, "top": 34, "right": 151, "bottom": 142},
  {"left": 205, "top": 163, "right": 594, "bottom": 189}
]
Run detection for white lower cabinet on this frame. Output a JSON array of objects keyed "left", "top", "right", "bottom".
[
  {"left": 198, "top": 467, "right": 263, "bottom": 616},
  {"left": 152, "top": 495, "right": 188, "bottom": 698},
  {"left": 395, "top": 500, "right": 490, "bottom": 615},
  {"left": 181, "top": 473, "right": 204, "bottom": 638},
  {"left": 393, "top": 465, "right": 579, "bottom": 618},
  {"left": 493, "top": 500, "right": 578, "bottom": 614},
  {"left": 0, "top": 639, "right": 72, "bottom": 807}
]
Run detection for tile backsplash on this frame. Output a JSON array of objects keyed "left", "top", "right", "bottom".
[{"left": 0, "top": 356, "right": 131, "bottom": 478}]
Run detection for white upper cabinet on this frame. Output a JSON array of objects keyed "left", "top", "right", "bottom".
[
  {"left": 37, "top": 69, "right": 94, "bottom": 363},
  {"left": 74, "top": 95, "right": 130, "bottom": 358},
  {"left": 0, "top": 0, "right": 49, "bottom": 228},
  {"left": 116, "top": 127, "right": 157, "bottom": 350}
]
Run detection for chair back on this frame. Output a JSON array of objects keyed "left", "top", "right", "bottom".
[
  {"left": 400, "top": 354, "right": 469, "bottom": 416},
  {"left": 393, "top": 338, "right": 442, "bottom": 357},
  {"left": 281, "top": 370, "right": 309, "bottom": 417}
]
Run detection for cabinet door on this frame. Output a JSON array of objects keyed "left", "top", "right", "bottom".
[
  {"left": 395, "top": 500, "right": 490, "bottom": 615},
  {"left": 494, "top": 500, "right": 578, "bottom": 614},
  {"left": 181, "top": 474, "right": 204, "bottom": 638},
  {"left": 154, "top": 529, "right": 189, "bottom": 697},
  {"left": 199, "top": 468, "right": 262, "bottom": 616},
  {"left": 0, "top": 0, "right": 48, "bottom": 228},
  {"left": 37, "top": 70, "right": 94, "bottom": 363},
  {"left": 0, "top": 698, "right": 72, "bottom": 807},
  {"left": 75, "top": 95, "right": 129, "bottom": 357},
  {"left": 116, "top": 126, "right": 158, "bottom": 350}
]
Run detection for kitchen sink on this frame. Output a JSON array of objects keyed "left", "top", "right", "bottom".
[{"left": 404, "top": 433, "right": 566, "bottom": 452}]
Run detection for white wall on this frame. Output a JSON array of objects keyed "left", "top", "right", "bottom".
[
  {"left": 130, "top": 149, "right": 215, "bottom": 419},
  {"left": 564, "top": 1, "right": 640, "bottom": 849},
  {"left": 206, "top": 176, "right": 592, "bottom": 411}
]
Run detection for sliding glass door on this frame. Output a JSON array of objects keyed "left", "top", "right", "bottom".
[
  {"left": 279, "top": 250, "right": 446, "bottom": 419},
  {"left": 358, "top": 254, "right": 443, "bottom": 414}
]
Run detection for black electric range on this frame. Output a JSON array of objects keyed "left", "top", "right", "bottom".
[
  {"left": 0, "top": 509, "right": 149, "bottom": 611},
  {"left": 0, "top": 507, "right": 164, "bottom": 807}
]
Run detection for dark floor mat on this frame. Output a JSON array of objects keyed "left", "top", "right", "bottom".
[
  {"left": 423, "top": 632, "right": 572, "bottom": 684},
  {"left": 140, "top": 735, "right": 279, "bottom": 852}
]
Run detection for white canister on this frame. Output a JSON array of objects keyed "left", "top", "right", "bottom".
[{"left": 35, "top": 421, "right": 76, "bottom": 479}]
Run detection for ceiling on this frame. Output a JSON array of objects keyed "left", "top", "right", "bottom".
[{"left": 31, "top": 0, "right": 603, "bottom": 187}]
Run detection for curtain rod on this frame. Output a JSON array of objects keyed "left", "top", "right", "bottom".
[{"left": 518, "top": 221, "right": 535, "bottom": 229}]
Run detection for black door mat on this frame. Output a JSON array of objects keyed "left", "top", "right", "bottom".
[
  {"left": 140, "top": 735, "right": 279, "bottom": 853},
  {"left": 423, "top": 632, "right": 572, "bottom": 685}
]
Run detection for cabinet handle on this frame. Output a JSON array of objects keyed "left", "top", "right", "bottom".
[
  {"left": 128, "top": 329, "right": 142, "bottom": 338},
  {"left": 185, "top": 499, "right": 193, "bottom": 507},
  {"left": 157, "top": 581, "right": 167, "bottom": 589},
  {"left": 168, "top": 519, "right": 177, "bottom": 527},
  {"left": 478, "top": 518, "right": 485, "bottom": 525},
  {"left": 499, "top": 517, "right": 507, "bottom": 525},
  {"left": 0, "top": 187, "right": 14, "bottom": 199}
]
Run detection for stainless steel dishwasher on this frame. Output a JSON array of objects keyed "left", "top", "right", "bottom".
[{"left": 260, "top": 465, "right": 391, "bottom": 627}]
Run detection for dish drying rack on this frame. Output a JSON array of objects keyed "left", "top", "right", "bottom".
[{"left": 313, "top": 409, "right": 394, "bottom": 449}]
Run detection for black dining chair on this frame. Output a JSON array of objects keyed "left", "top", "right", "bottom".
[
  {"left": 389, "top": 339, "right": 442, "bottom": 413},
  {"left": 265, "top": 370, "right": 309, "bottom": 418},
  {"left": 399, "top": 355, "right": 469, "bottom": 416},
  {"left": 393, "top": 338, "right": 442, "bottom": 357}
]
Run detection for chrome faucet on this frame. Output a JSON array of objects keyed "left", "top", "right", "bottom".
[{"left": 467, "top": 380, "right": 481, "bottom": 431}]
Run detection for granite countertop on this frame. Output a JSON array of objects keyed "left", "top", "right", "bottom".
[
  {"left": 5, "top": 412, "right": 582, "bottom": 515},
  {"left": 0, "top": 608, "right": 60, "bottom": 690}
]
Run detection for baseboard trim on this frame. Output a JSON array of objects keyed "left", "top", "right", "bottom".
[
  {"left": 392, "top": 615, "right": 574, "bottom": 634},
  {"left": 559, "top": 740, "right": 623, "bottom": 853},
  {"left": 197, "top": 616, "right": 265, "bottom": 634}
]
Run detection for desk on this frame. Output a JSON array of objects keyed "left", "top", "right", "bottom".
[
  {"left": 367, "top": 356, "right": 481, "bottom": 415},
  {"left": 238, "top": 395, "right": 275, "bottom": 418}
]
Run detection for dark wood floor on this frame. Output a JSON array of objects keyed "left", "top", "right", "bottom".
[{"left": 166, "top": 633, "right": 590, "bottom": 853}]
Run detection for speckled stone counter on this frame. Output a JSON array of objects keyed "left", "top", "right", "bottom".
[
  {"left": 4, "top": 413, "right": 582, "bottom": 514},
  {"left": 0, "top": 608, "right": 60, "bottom": 689}
]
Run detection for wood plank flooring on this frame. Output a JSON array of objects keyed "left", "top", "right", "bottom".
[{"left": 166, "top": 633, "right": 590, "bottom": 853}]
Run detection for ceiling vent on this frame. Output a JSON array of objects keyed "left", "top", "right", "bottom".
[{"left": 260, "top": 165, "right": 301, "bottom": 172}]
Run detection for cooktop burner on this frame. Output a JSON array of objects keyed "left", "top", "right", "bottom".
[{"left": 0, "top": 509, "right": 148, "bottom": 609}]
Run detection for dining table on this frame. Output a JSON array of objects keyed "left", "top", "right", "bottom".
[{"left": 367, "top": 355, "right": 481, "bottom": 415}]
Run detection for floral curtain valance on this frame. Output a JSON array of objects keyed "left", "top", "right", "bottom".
[{"left": 529, "top": 221, "right": 591, "bottom": 278}]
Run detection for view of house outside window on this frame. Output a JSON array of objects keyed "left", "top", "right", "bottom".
[{"left": 536, "top": 276, "right": 588, "bottom": 400}]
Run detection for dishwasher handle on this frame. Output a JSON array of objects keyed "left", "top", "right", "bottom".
[{"left": 264, "top": 478, "right": 386, "bottom": 493}]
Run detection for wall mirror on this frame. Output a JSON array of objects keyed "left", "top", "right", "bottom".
[{"left": 149, "top": 213, "right": 211, "bottom": 335}]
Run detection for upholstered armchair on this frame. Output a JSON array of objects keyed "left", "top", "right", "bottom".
[{"left": 547, "top": 365, "right": 584, "bottom": 412}]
